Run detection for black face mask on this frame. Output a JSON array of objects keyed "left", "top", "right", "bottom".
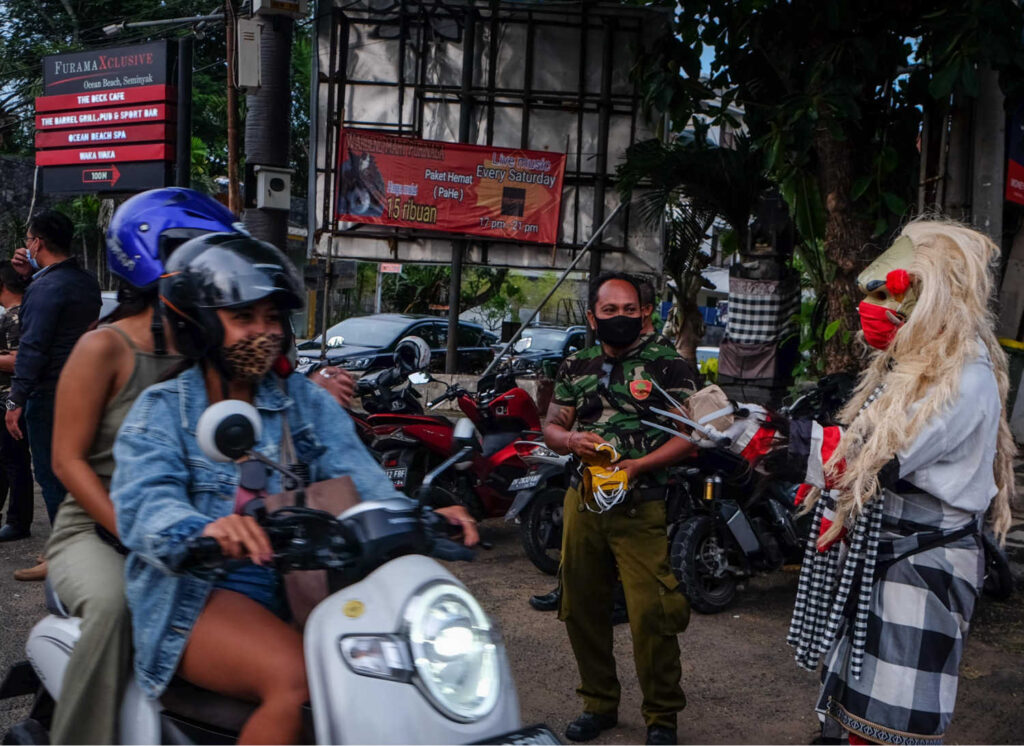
[{"left": 595, "top": 314, "right": 643, "bottom": 349}]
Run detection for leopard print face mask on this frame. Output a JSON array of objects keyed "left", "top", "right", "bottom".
[{"left": 221, "top": 332, "right": 284, "bottom": 382}]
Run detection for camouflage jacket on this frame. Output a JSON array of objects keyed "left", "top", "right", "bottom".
[
  {"left": 552, "top": 333, "right": 701, "bottom": 485},
  {"left": 0, "top": 304, "right": 21, "bottom": 397}
]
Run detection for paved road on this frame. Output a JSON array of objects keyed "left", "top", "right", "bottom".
[{"left": 3, "top": 488, "right": 1023, "bottom": 743}]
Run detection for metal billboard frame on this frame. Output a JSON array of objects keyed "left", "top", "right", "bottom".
[{"left": 310, "top": 0, "right": 668, "bottom": 274}]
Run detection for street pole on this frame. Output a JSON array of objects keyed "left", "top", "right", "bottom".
[
  {"left": 585, "top": 20, "right": 615, "bottom": 347},
  {"left": 445, "top": 8, "right": 476, "bottom": 373},
  {"left": 225, "top": 1, "right": 241, "bottom": 213},
  {"left": 244, "top": 13, "right": 294, "bottom": 251},
  {"left": 175, "top": 36, "right": 193, "bottom": 187}
]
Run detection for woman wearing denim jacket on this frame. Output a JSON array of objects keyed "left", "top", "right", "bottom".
[{"left": 110, "top": 234, "right": 478, "bottom": 744}]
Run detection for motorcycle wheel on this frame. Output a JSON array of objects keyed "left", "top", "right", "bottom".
[
  {"left": 2, "top": 719, "right": 48, "bottom": 745},
  {"left": 520, "top": 487, "right": 564, "bottom": 576},
  {"left": 981, "top": 532, "right": 1015, "bottom": 600},
  {"left": 670, "top": 515, "right": 738, "bottom": 614}
]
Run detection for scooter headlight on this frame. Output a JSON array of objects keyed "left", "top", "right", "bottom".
[{"left": 404, "top": 582, "right": 500, "bottom": 723}]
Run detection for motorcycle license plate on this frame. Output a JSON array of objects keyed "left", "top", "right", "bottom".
[
  {"left": 472, "top": 724, "right": 560, "bottom": 745},
  {"left": 509, "top": 474, "right": 542, "bottom": 492},
  {"left": 385, "top": 467, "right": 408, "bottom": 487}
]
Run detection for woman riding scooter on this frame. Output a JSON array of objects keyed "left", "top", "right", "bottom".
[
  {"left": 46, "top": 188, "right": 241, "bottom": 745},
  {"left": 110, "top": 233, "right": 478, "bottom": 745}
]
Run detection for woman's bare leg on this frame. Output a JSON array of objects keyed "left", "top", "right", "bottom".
[{"left": 178, "top": 589, "right": 308, "bottom": 745}]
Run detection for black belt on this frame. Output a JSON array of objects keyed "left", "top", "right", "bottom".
[{"left": 631, "top": 484, "right": 667, "bottom": 502}]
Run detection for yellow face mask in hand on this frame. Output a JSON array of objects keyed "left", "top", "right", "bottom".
[{"left": 581, "top": 442, "right": 629, "bottom": 513}]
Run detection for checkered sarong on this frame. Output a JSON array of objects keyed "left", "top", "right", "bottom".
[
  {"left": 810, "top": 491, "right": 984, "bottom": 744},
  {"left": 724, "top": 277, "right": 800, "bottom": 344}
]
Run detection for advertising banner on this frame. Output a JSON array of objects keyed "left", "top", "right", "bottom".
[
  {"left": 335, "top": 129, "right": 566, "bottom": 245},
  {"left": 1007, "top": 102, "right": 1024, "bottom": 206}
]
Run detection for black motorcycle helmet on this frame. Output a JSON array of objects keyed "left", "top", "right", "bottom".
[{"left": 159, "top": 233, "right": 304, "bottom": 369}]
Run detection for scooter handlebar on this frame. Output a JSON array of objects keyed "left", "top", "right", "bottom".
[{"left": 168, "top": 535, "right": 226, "bottom": 574}]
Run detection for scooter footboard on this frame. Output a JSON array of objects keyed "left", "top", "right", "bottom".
[
  {"left": 24, "top": 615, "right": 81, "bottom": 702},
  {"left": 304, "top": 554, "right": 521, "bottom": 744}
]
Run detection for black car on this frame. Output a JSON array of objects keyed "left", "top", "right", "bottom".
[
  {"left": 499, "top": 325, "right": 588, "bottom": 376},
  {"left": 296, "top": 313, "right": 498, "bottom": 374}
]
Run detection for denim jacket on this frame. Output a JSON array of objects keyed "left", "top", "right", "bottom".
[{"left": 111, "top": 364, "right": 407, "bottom": 698}]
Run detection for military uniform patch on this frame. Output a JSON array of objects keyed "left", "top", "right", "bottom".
[{"left": 629, "top": 379, "right": 653, "bottom": 400}]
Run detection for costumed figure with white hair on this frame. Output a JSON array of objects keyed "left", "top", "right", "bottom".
[{"left": 784, "top": 219, "right": 1016, "bottom": 745}]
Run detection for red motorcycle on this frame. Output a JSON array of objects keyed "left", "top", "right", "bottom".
[{"left": 368, "top": 362, "right": 560, "bottom": 520}]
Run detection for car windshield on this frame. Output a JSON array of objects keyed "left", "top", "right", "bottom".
[
  {"left": 521, "top": 328, "right": 568, "bottom": 352},
  {"left": 307, "top": 317, "right": 410, "bottom": 349}
]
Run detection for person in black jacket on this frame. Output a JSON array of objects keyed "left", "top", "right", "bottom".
[{"left": 6, "top": 210, "right": 100, "bottom": 580}]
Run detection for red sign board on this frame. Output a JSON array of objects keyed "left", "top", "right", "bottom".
[
  {"left": 36, "top": 42, "right": 176, "bottom": 193},
  {"left": 36, "top": 103, "right": 173, "bottom": 131},
  {"left": 35, "top": 123, "right": 174, "bottom": 150},
  {"left": 335, "top": 129, "right": 566, "bottom": 244},
  {"left": 35, "top": 84, "right": 174, "bottom": 113},
  {"left": 35, "top": 143, "right": 173, "bottom": 167}
]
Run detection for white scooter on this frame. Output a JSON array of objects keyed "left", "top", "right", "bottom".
[{"left": 0, "top": 403, "right": 558, "bottom": 745}]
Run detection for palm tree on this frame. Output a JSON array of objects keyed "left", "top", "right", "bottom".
[{"left": 617, "top": 130, "right": 768, "bottom": 361}]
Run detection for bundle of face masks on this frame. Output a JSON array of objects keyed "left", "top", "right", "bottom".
[{"left": 581, "top": 441, "right": 629, "bottom": 513}]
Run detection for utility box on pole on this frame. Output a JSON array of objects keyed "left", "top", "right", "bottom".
[{"left": 236, "top": 18, "right": 262, "bottom": 91}]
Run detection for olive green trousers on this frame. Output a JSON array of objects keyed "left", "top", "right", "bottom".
[{"left": 558, "top": 487, "right": 690, "bottom": 728}]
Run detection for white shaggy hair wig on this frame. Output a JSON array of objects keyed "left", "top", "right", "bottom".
[{"left": 814, "top": 218, "right": 1016, "bottom": 544}]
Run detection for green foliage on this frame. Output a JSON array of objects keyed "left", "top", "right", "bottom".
[{"left": 629, "top": 0, "right": 1024, "bottom": 372}]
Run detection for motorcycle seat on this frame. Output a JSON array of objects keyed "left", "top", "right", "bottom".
[
  {"left": 43, "top": 579, "right": 70, "bottom": 619},
  {"left": 160, "top": 676, "right": 313, "bottom": 739}
]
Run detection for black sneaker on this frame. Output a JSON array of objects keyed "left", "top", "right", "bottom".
[
  {"left": 529, "top": 587, "right": 561, "bottom": 612},
  {"left": 0, "top": 524, "right": 30, "bottom": 542},
  {"left": 565, "top": 712, "right": 618, "bottom": 742},
  {"left": 646, "top": 725, "right": 677, "bottom": 745}
]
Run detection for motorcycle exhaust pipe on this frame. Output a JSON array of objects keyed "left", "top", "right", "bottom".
[{"left": 715, "top": 499, "right": 762, "bottom": 556}]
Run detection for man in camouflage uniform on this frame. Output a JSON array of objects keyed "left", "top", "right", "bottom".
[
  {"left": 0, "top": 261, "right": 33, "bottom": 542},
  {"left": 544, "top": 272, "right": 699, "bottom": 746}
]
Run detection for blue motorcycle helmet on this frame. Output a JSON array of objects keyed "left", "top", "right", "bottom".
[
  {"left": 106, "top": 187, "right": 243, "bottom": 289},
  {"left": 106, "top": 187, "right": 244, "bottom": 354}
]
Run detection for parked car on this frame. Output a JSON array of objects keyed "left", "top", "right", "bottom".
[
  {"left": 496, "top": 325, "right": 587, "bottom": 376},
  {"left": 296, "top": 313, "right": 498, "bottom": 374},
  {"left": 100, "top": 291, "right": 119, "bottom": 319}
]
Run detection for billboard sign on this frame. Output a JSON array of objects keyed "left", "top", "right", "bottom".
[
  {"left": 335, "top": 129, "right": 566, "bottom": 245},
  {"left": 35, "top": 41, "right": 175, "bottom": 193},
  {"left": 1007, "top": 101, "right": 1024, "bottom": 206}
]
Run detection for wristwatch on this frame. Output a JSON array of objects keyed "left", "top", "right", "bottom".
[{"left": 5, "top": 398, "right": 20, "bottom": 411}]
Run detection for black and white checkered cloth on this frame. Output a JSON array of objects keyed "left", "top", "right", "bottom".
[
  {"left": 796, "top": 488, "right": 984, "bottom": 745},
  {"left": 725, "top": 277, "right": 801, "bottom": 344}
]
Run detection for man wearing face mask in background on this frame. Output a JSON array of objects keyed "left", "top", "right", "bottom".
[
  {"left": 6, "top": 210, "right": 100, "bottom": 581},
  {"left": 543, "top": 272, "right": 699, "bottom": 746}
]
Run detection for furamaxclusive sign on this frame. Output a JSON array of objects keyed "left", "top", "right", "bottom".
[{"left": 35, "top": 41, "right": 175, "bottom": 193}]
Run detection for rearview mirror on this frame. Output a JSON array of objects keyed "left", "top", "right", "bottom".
[
  {"left": 196, "top": 400, "right": 262, "bottom": 462},
  {"left": 327, "top": 335, "right": 345, "bottom": 348}
]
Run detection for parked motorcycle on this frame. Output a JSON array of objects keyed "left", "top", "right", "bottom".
[
  {"left": 373, "top": 359, "right": 563, "bottom": 524},
  {"left": 632, "top": 387, "right": 805, "bottom": 614},
  {"left": 503, "top": 441, "right": 573, "bottom": 576},
  {"left": 0, "top": 403, "right": 557, "bottom": 745}
]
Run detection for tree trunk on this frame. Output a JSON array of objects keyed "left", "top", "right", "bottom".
[
  {"left": 815, "top": 121, "right": 872, "bottom": 374},
  {"left": 667, "top": 272, "right": 703, "bottom": 365}
]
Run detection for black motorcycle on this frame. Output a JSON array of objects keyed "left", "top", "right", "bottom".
[{"left": 667, "top": 442, "right": 805, "bottom": 614}]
